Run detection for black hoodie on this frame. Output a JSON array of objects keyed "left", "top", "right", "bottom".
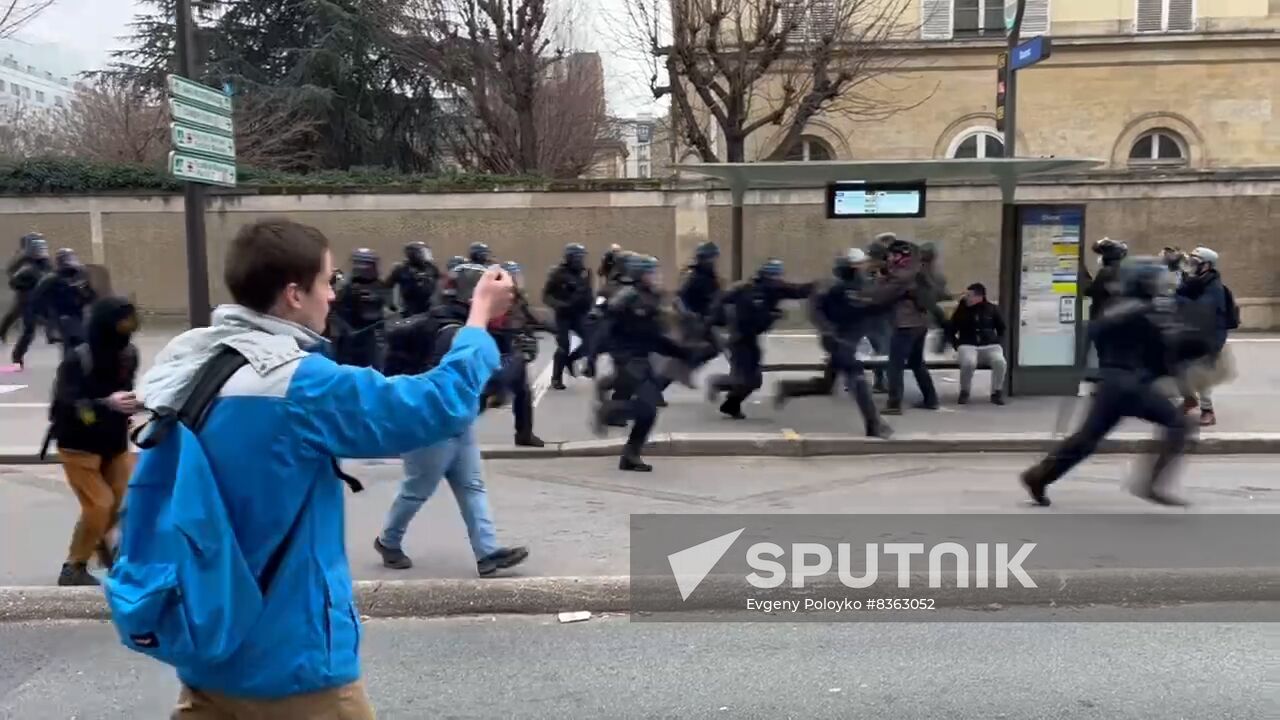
[{"left": 49, "top": 297, "right": 139, "bottom": 456}]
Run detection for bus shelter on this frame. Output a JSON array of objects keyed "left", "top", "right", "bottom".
[{"left": 675, "top": 159, "right": 1103, "bottom": 396}]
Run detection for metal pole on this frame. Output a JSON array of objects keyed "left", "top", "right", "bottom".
[
  {"left": 1003, "top": 0, "right": 1026, "bottom": 158},
  {"left": 730, "top": 186, "right": 745, "bottom": 282},
  {"left": 176, "top": 0, "right": 211, "bottom": 327}
]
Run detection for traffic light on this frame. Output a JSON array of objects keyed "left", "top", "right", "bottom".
[{"left": 995, "top": 52, "right": 1008, "bottom": 133}]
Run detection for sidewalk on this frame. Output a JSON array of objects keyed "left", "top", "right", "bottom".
[{"left": 3, "top": 453, "right": 1278, "bottom": 588}]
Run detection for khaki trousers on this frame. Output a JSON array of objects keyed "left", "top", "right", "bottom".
[
  {"left": 60, "top": 449, "right": 132, "bottom": 565},
  {"left": 172, "top": 681, "right": 376, "bottom": 720}
]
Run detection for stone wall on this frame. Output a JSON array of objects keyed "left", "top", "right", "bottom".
[{"left": 1, "top": 173, "right": 1278, "bottom": 328}]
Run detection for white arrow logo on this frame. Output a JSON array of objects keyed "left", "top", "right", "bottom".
[{"left": 667, "top": 528, "right": 745, "bottom": 601}]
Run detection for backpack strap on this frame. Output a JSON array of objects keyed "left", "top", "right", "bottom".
[{"left": 131, "top": 345, "right": 247, "bottom": 450}]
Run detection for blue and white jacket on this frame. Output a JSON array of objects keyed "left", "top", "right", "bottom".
[{"left": 138, "top": 304, "right": 498, "bottom": 699}]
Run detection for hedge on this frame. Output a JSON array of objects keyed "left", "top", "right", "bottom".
[{"left": 0, "top": 157, "right": 666, "bottom": 195}]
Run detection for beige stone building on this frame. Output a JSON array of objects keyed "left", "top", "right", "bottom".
[{"left": 678, "top": 0, "right": 1280, "bottom": 170}]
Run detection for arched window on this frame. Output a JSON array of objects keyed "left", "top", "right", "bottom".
[
  {"left": 784, "top": 135, "right": 835, "bottom": 161},
  {"left": 1128, "top": 129, "right": 1188, "bottom": 166},
  {"left": 949, "top": 129, "right": 1005, "bottom": 159}
]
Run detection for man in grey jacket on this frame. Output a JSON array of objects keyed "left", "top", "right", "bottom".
[{"left": 868, "top": 240, "right": 939, "bottom": 415}]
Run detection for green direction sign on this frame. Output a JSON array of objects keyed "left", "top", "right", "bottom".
[
  {"left": 167, "top": 74, "right": 232, "bottom": 114},
  {"left": 170, "top": 151, "right": 237, "bottom": 188},
  {"left": 1004, "top": 0, "right": 1019, "bottom": 31},
  {"left": 172, "top": 122, "right": 236, "bottom": 161},
  {"left": 169, "top": 98, "right": 233, "bottom": 135}
]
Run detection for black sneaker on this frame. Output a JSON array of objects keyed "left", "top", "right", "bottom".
[
  {"left": 868, "top": 423, "right": 894, "bottom": 440},
  {"left": 57, "top": 563, "right": 99, "bottom": 587},
  {"left": 719, "top": 401, "right": 745, "bottom": 420},
  {"left": 881, "top": 405, "right": 902, "bottom": 416},
  {"left": 957, "top": 391, "right": 970, "bottom": 405},
  {"left": 1020, "top": 468, "right": 1051, "bottom": 507},
  {"left": 374, "top": 537, "right": 413, "bottom": 570},
  {"left": 991, "top": 391, "right": 1006, "bottom": 406},
  {"left": 514, "top": 433, "right": 545, "bottom": 448},
  {"left": 620, "top": 455, "right": 653, "bottom": 472},
  {"left": 551, "top": 380, "right": 567, "bottom": 391},
  {"left": 478, "top": 546, "right": 529, "bottom": 576}
]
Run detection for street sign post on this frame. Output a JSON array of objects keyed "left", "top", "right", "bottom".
[
  {"left": 1010, "top": 35, "right": 1052, "bottom": 71},
  {"left": 169, "top": 151, "right": 237, "bottom": 187},
  {"left": 171, "top": 123, "right": 236, "bottom": 160},
  {"left": 167, "top": 74, "right": 232, "bottom": 113}
]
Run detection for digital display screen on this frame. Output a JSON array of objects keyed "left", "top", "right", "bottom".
[{"left": 826, "top": 182, "right": 927, "bottom": 219}]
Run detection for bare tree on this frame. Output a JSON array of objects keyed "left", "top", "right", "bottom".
[
  {"left": 381, "top": 0, "right": 607, "bottom": 177},
  {"left": 47, "top": 78, "right": 170, "bottom": 164},
  {"left": 0, "top": 1, "right": 56, "bottom": 39},
  {"left": 231, "top": 92, "right": 325, "bottom": 172},
  {"left": 625, "top": 0, "right": 929, "bottom": 163}
]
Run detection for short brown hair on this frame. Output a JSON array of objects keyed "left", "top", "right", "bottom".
[{"left": 224, "top": 219, "right": 330, "bottom": 313}]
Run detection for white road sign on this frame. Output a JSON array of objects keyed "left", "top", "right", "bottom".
[
  {"left": 170, "top": 151, "right": 237, "bottom": 188},
  {"left": 172, "top": 122, "right": 236, "bottom": 160},
  {"left": 169, "top": 98, "right": 233, "bottom": 135},
  {"left": 166, "top": 74, "right": 232, "bottom": 113}
]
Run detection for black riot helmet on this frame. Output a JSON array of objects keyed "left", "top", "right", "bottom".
[
  {"left": 468, "top": 242, "right": 492, "bottom": 265},
  {"left": 19, "top": 232, "right": 42, "bottom": 253},
  {"left": 54, "top": 247, "right": 80, "bottom": 270},
  {"left": 694, "top": 241, "right": 720, "bottom": 264},
  {"left": 756, "top": 258, "right": 785, "bottom": 282},
  {"left": 1092, "top": 237, "right": 1128, "bottom": 266},
  {"left": 351, "top": 247, "right": 379, "bottom": 281},
  {"left": 564, "top": 243, "right": 586, "bottom": 269},
  {"left": 405, "top": 241, "right": 431, "bottom": 267},
  {"left": 451, "top": 263, "right": 487, "bottom": 304},
  {"left": 834, "top": 249, "right": 867, "bottom": 281},
  {"left": 625, "top": 253, "right": 659, "bottom": 285},
  {"left": 25, "top": 236, "right": 48, "bottom": 259}
]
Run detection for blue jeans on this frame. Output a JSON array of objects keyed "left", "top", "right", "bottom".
[{"left": 378, "top": 426, "right": 499, "bottom": 561}]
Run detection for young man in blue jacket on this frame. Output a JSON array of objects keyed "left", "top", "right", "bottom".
[{"left": 140, "top": 219, "right": 512, "bottom": 718}]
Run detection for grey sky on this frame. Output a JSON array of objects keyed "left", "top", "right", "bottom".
[{"left": 19, "top": 0, "right": 660, "bottom": 118}]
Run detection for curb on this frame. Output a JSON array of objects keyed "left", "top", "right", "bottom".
[
  {"left": 3, "top": 568, "right": 1277, "bottom": 622},
  {"left": 7, "top": 432, "right": 1280, "bottom": 465}
]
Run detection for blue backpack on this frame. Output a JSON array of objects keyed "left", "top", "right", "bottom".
[{"left": 103, "top": 346, "right": 305, "bottom": 668}]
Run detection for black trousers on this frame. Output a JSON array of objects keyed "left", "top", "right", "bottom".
[
  {"left": 600, "top": 354, "right": 662, "bottom": 456},
  {"left": 11, "top": 303, "right": 69, "bottom": 364},
  {"left": 1038, "top": 374, "right": 1187, "bottom": 487},
  {"left": 711, "top": 337, "right": 764, "bottom": 413},
  {"left": 553, "top": 311, "right": 591, "bottom": 382},
  {"left": 510, "top": 357, "right": 535, "bottom": 439},
  {"left": 776, "top": 338, "right": 883, "bottom": 434},
  {"left": 887, "top": 326, "right": 938, "bottom": 409}
]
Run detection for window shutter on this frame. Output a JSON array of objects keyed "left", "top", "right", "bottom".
[
  {"left": 1135, "top": 0, "right": 1164, "bottom": 32},
  {"left": 808, "top": 0, "right": 838, "bottom": 40},
  {"left": 1020, "top": 0, "right": 1051, "bottom": 37},
  {"left": 1166, "top": 0, "right": 1195, "bottom": 32},
  {"left": 921, "top": 0, "right": 954, "bottom": 39}
]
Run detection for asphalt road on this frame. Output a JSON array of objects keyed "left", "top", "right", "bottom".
[
  {"left": 4, "top": 453, "right": 1277, "bottom": 587},
  {"left": 3, "top": 330, "right": 1279, "bottom": 452},
  {"left": 1, "top": 607, "right": 1277, "bottom": 719}
]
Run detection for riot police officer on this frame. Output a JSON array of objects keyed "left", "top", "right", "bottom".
[
  {"left": 488, "top": 260, "right": 544, "bottom": 447},
  {"left": 652, "top": 241, "right": 724, "bottom": 397},
  {"left": 3, "top": 234, "right": 53, "bottom": 355},
  {"left": 593, "top": 254, "right": 693, "bottom": 472},
  {"left": 706, "top": 259, "right": 813, "bottom": 419},
  {"left": 1021, "top": 258, "right": 1203, "bottom": 507},
  {"left": 387, "top": 241, "right": 439, "bottom": 318},
  {"left": 543, "top": 243, "right": 593, "bottom": 389},
  {"left": 23, "top": 248, "right": 96, "bottom": 363},
  {"left": 334, "top": 248, "right": 390, "bottom": 369},
  {"left": 774, "top": 250, "right": 892, "bottom": 438},
  {"left": 468, "top": 242, "right": 493, "bottom": 266}
]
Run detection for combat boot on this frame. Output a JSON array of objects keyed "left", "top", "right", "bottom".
[{"left": 57, "top": 563, "right": 99, "bottom": 587}]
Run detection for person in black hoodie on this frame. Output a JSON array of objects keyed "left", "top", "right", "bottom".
[
  {"left": 947, "top": 283, "right": 1008, "bottom": 405},
  {"left": 49, "top": 296, "right": 140, "bottom": 586}
]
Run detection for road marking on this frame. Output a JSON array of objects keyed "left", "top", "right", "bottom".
[
  {"left": 0, "top": 384, "right": 28, "bottom": 395},
  {"left": 532, "top": 335, "right": 581, "bottom": 407},
  {"left": 781, "top": 428, "right": 801, "bottom": 441},
  {"left": 0, "top": 402, "right": 47, "bottom": 408},
  {"left": 1228, "top": 337, "right": 1280, "bottom": 343}
]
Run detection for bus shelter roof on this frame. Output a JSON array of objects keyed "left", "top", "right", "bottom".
[{"left": 674, "top": 158, "right": 1104, "bottom": 199}]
